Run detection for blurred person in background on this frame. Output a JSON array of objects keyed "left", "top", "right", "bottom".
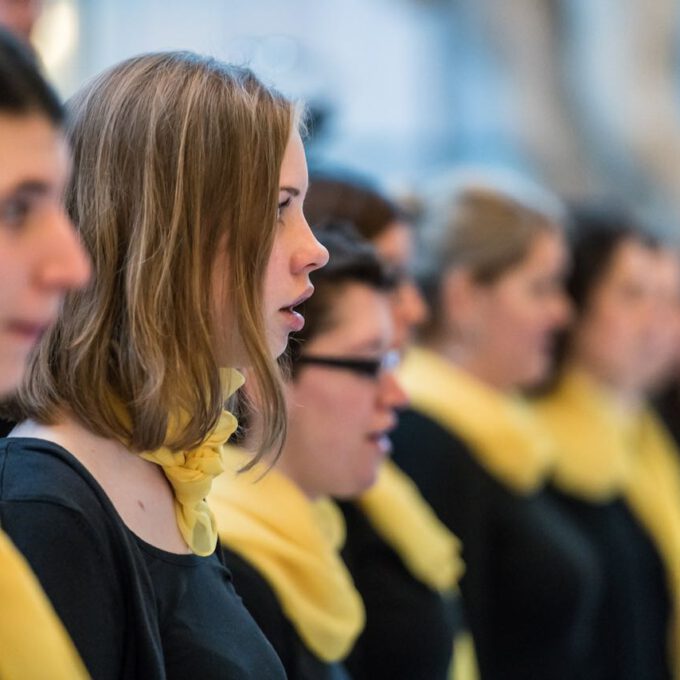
[
  {"left": 0, "top": 51, "right": 328, "bottom": 679},
  {"left": 0, "top": 0, "right": 42, "bottom": 43},
  {"left": 0, "top": 26, "right": 89, "bottom": 678},
  {"left": 390, "top": 177, "right": 604, "bottom": 680},
  {"left": 213, "top": 225, "right": 415, "bottom": 679},
  {"left": 650, "top": 244, "right": 680, "bottom": 447},
  {"left": 534, "top": 208, "right": 680, "bottom": 680},
  {"left": 305, "top": 177, "right": 470, "bottom": 680}
]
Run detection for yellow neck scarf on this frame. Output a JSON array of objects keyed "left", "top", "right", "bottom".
[
  {"left": 211, "top": 446, "right": 365, "bottom": 663},
  {"left": 535, "top": 367, "right": 680, "bottom": 677},
  {"left": 357, "top": 459, "right": 464, "bottom": 592},
  {"left": 398, "top": 347, "right": 554, "bottom": 494},
  {"left": 140, "top": 368, "right": 244, "bottom": 556},
  {"left": 0, "top": 530, "right": 89, "bottom": 679},
  {"left": 533, "top": 368, "right": 635, "bottom": 501}
]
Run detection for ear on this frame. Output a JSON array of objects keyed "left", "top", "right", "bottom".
[{"left": 440, "top": 267, "right": 487, "bottom": 341}]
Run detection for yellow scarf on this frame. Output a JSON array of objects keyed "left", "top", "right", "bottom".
[
  {"left": 357, "top": 459, "right": 464, "bottom": 592},
  {"left": 398, "top": 347, "right": 555, "bottom": 494},
  {"left": 140, "top": 368, "right": 244, "bottom": 556},
  {"left": 534, "top": 368, "right": 680, "bottom": 677},
  {"left": 212, "top": 446, "right": 365, "bottom": 663},
  {"left": 0, "top": 530, "right": 89, "bottom": 679}
]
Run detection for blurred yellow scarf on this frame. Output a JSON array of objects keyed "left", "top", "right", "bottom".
[
  {"left": 212, "top": 446, "right": 365, "bottom": 662},
  {"left": 358, "top": 459, "right": 464, "bottom": 592},
  {"left": 398, "top": 347, "right": 554, "bottom": 494},
  {"left": 0, "top": 530, "right": 89, "bottom": 679},
  {"left": 140, "top": 368, "right": 244, "bottom": 556},
  {"left": 535, "top": 368, "right": 680, "bottom": 677}
]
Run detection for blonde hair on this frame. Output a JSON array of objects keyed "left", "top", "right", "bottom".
[
  {"left": 12, "top": 51, "right": 294, "bottom": 457},
  {"left": 418, "top": 172, "right": 564, "bottom": 337}
]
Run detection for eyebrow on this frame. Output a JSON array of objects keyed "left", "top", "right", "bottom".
[
  {"left": 3, "top": 181, "right": 52, "bottom": 200},
  {"left": 279, "top": 186, "right": 301, "bottom": 197},
  {"left": 346, "top": 337, "right": 385, "bottom": 354}
]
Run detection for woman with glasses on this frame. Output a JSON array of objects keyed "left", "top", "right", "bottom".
[
  {"left": 390, "top": 177, "right": 604, "bottom": 679},
  {"left": 212, "top": 224, "right": 409, "bottom": 679},
  {"left": 305, "top": 175, "right": 468, "bottom": 680},
  {"left": 0, "top": 27, "right": 89, "bottom": 679}
]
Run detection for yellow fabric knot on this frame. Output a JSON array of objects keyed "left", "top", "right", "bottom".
[
  {"left": 358, "top": 459, "right": 464, "bottom": 592},
  {"left": 140, "top": 368, "right": 244, "bottom": 556},
  {"left": 212, "top": 445, "right": 366, "bottom": 663},
  {"left": 398, "top": 347, "right": 555, "bottom": 494}
]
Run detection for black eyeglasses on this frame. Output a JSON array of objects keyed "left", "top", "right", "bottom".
[{"left": 295, "top": 350, "right": 400, "bottom": 379}]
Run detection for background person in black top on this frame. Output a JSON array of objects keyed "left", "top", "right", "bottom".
[
  {"left": 216, "top": 225, "right": 408, "bottom": 679},
  {"left": 535, "top": 208, "right": 680, "bottom": 679},
  {"left": 390, "top": 174, "right": 605, "bottom": 679},
  {"left": 305, "top": 177, "right": 470, "bottom": 680},
  {"left": 0, "top": 50, "right": 328, "bottom": 678}
]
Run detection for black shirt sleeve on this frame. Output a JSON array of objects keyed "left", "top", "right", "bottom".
[{"left": 0, "top": 500, "right": 127, "bottom": 680}]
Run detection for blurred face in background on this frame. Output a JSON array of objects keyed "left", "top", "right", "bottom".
[
  {"left": 0, "top": 0, "right": 42, "bottom": 42},
  {"left": 569, "top": 237, "right": 670, "bottom": 397},
  {"left": 372, "top": 220, "right": 428, "bottom": 352},
  {"left": 0, "top": 113, "right": 90, "bottom": 396},
  {"left": 445, "top": 229, "right": 571, "bottom": 391},
  {"left": 282, "top": 282, "right": 408, "bottom": 499}
]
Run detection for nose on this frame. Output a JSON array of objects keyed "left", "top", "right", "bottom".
[
  {"left": 293, "top": 217, "right": 329, "bottom": 276},
  {"left": 379, "top": 370, "right": 409, "bottom": 410},
  {"left": 35, "top": 207, "right": 91, "bottom": 291}
]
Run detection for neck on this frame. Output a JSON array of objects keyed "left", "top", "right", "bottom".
[
  {"left": 424, "top": 337, "right": 514, "bottom": 394},
  {"left": 566, "top": 359, "right": 644, "bottom": 415}
]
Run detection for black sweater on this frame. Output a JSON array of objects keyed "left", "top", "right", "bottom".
[
  {"left": 222, "top": 545, "right": 351, "bottom": 680},
  {"left": 338, "top": 500, "right": 461, "bottom": 680},
  {"left": 0, "top": 437, "right": 286, "bottom": 680},
  {"left": 390, "top": 409, "right": 604, "bottom": 680}
]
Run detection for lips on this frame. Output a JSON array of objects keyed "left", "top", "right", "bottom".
[
  {"left": 4, "top": 320, "right": 51, "bottom": 345},
  {"left": 279, "top": 286, "right": 314, "bottom": 333}
]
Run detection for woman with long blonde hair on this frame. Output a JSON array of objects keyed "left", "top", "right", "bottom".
[{"left": 0, "top": 51, "right": 327, "bottom": 678}]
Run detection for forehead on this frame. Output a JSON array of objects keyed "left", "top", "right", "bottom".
[
  {"left": 0, "top": 113, "right": 69, "bottom": 194},
  {"left": 372, "top": 220, "right": 413, "bottom": 267},
  {"left": 602, "top": 238, "right": 657, "bottom": 284},
  {"left": 308, "top": 283, "right": 393, "bottom": 352}
]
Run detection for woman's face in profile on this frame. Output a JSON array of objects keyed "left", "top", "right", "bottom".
[
  {"left": 211, "top": 130, "right": 328, "bottom": 367},
  {"left": 455, "top": 229, "right": 571, "bottom": 391},
  {"left": 284, "top": 282, "right": 407, "bottom": 500},
  {"left": 0, "top": 113, "right": 89, "bottom": 396},
  {"left": 570, "top": 238, "right": 671, "bottom": 394}
]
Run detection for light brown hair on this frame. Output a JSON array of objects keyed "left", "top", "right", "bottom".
[
  {"left": 418, "top": 178, "right": 564, "bottom": 339},
  {"left": 11, "top": 51, "right": 294, "bottom": 457}
]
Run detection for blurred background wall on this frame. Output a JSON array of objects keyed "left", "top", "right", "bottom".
[{"left": 23, "top": 0, "right": 680, "bottom": 241}]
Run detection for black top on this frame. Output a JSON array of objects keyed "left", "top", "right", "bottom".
[
  {"left": 654, "top": 385, "right": 680, "bottom": 450},
  {"left": 0, "top": 437, "right": 286, "bottom": 680},
  {"left": 549, "top": 488, "right": 671, "bottom": 680},
  {"left": 338, "top": 500, "right": 460, "bottom": 680},
  {"left": 390, "top": 409, "right": 603, "bottom": 680},
  {"left": 221, "top": 545, "right": 351, "bottom": 680}
]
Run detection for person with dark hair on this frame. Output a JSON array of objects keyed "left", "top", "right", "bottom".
[
  {"left": 0, "top": 26, "right": 89, "bottom": 678},
  {"left": 211, "top": 224, "right": 451, "bottom": 679},
  {"left": 305, "top": 173, "right": 427, "bottom": 351},
  {"left": 389, "top": 176, "right": 604, "bottom": 679},
  {"left": 534, "top": 207, "right": 680, "bottom": 679},
  {"left": 304, "top": 177, "right": 468, "bottom": 680}
]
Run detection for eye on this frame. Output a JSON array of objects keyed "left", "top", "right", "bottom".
[
  {"left": 277, "top": 196, "right": 292, "bottom": 220},
  {"left": 0, "top": 197, "right": 31, "bottom": 231}
]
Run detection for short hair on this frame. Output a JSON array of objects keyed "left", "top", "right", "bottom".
[
  {"left": 565, "top": 204, "right": 660, "bottom": 316},
  {"left": 288, "top": 222, "right": 394, "bottom": 367},
  {"left": 417, "top": 175, "right": 564, "bottom": 340},
  {"left": 304, "top": 173, "right": 410, "bottom": 241},
  {"left": 0, "top": 26, "right": 63, "bottom": 124},
  {"left": 12, "top": 51, "right": 296, "bottom": 459}
]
